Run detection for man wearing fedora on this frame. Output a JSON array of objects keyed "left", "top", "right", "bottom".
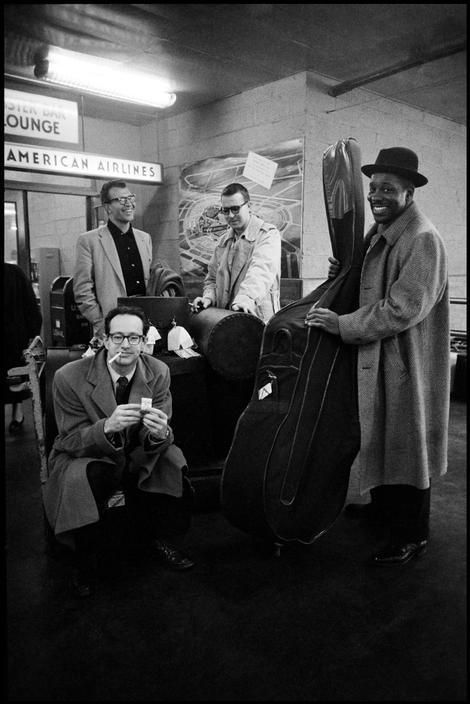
[{"left": 306, "top": 146, "right": 450, "bottom": 566}]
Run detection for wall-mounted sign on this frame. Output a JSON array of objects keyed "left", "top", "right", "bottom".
[
  {"left": 4, "top": 143, "right": 163, "bottom": 183},
  {"left": 4, "top": 89, "right": 79, "bottom": 144}
]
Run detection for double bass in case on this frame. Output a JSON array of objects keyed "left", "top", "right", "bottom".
[{"left": 221, "top": 137, "right": 365, "bottom": 545}]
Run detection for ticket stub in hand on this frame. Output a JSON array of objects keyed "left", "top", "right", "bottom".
[{"left": 141, "top": 397, "right": 152, "bottom": 413}]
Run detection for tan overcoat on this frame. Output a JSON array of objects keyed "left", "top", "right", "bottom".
[
  {"left": 338, "top": 202, "right": 450, "bottom": 493},
  {"left": 203, "top": 214, "right": 281, "bottom": 322},
  {"left": 42, "top": 350, "right": 186, "bottom": 547}
]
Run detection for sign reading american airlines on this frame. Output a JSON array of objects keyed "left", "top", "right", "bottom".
[{"left": 4, "top": 142, "right": 163, "bottom": 183}]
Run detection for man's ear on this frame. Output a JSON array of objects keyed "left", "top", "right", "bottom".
[{"left": 405, "top": 186, "right": 415, "bottom": 204}]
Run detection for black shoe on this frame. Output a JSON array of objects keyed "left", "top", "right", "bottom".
[
  {"left": 9, "top": 418, "right": 24, "bottom": 435},
  {"left": 70, "top": 567, "right": 95, "bottom": 598},
  {"left": 152, "top": 540, "right": 195, "bottom": 571},
  {"left": 371, "top": 540, "right": 427, "bottom": 566}
]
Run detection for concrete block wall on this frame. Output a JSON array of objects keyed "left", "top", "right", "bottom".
[{"left": 152, "top": 70, "right": 466, "bottom": 330}]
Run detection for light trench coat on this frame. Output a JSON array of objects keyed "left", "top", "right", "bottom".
[
  {"left": 338, "top": 202, "right": 450, "bottom": 493},
  {"left": 203, "top": 214, "right": 281, "bottom": 322},
  {"left": 73, "top": 225, "right": 153, "bottom": 336}
]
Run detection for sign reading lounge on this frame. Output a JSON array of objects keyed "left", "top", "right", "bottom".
[
  {"left": 5, "top": 89, "right": 79, "bottom": 143},
  {"left": 5, "top": 143, "right": 163, "bottom": 183}
]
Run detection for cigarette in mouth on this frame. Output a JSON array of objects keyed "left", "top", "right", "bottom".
[{"left": 108, "top": 351, "right": 121, "bottom": 364}]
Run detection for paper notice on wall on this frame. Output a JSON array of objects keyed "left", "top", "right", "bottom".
[{"left": 243, "top": 151, "right": 278, "bottom": 190}]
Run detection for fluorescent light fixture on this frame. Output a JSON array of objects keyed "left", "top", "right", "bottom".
[{"left": 37, "top": 47, "right": 176, "bottom": 109}]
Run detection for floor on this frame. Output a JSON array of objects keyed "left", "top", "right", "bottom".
[{"left": 5, "top": 399, "right": 467, "bottom": 702}]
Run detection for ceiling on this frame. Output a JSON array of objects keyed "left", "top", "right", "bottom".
[{"left": 4, "top": 3, "right": 467, "bottom": 126}]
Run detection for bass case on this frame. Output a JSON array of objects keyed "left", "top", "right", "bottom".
[{"left": 221, "top": 137, "right": 365, "bottom": 544}]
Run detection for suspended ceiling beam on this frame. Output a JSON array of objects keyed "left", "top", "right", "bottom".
[{"left": 328, "top": 42, "right": 466, "bottom": 97}]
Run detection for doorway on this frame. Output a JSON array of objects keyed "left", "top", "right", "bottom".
[{"left": 3, "top": 188, "right": 101, "bottom": 344}]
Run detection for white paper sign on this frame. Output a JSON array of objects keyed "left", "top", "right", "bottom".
[
  {"left": 5, "top": 89, "right": 79, "bottom": 144},
  {"left": 243, "top": 151, "right": 278, "bottom": 190}
]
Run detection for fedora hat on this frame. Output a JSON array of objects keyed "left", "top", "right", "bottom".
[{"left": 361, "top": 147, "right": 428, "bottom": 187}]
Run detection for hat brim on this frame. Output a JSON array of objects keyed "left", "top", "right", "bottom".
[{"left": 361, "top": 164, "right": 428, "bottom": 187}]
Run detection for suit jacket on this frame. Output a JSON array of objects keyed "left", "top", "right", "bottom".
[
  {"left": 42, "top": 349, "right": 187, "bottom": 547},
  {"left": 202, "top": 214, "right": 281, "bottom": 322},
  {"left": 73, "top": 224, "right": 152, "bottom": 336}
]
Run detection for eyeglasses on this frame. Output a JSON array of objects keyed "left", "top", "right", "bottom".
[
  {"left": 108, "top": 333, "right": 143, "bottom": 345},
  {"left": 105, "top": 195, "right": 136, "bottom": 206},
  {"left": 219, "top": 200, "right": 249, "bottom": 216}
]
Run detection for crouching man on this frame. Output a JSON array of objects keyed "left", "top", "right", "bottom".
[{"left": 43, "top": 305, "right": 194, "bottom": 598}]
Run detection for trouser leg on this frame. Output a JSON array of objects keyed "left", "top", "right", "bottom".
[
  {"left": 124, "top": 472, "right": 193, "bottom": 548},
  {"left": 72, "top": 461, "right": 122, "bottom": 564},
  {"left": 371, "top": 484, "right": 431, "bottom": 543}
]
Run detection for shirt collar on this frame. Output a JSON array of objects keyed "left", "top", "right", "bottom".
[
  {"left": 107, "top": 359, "right": 136, "bottom": 386},
  {"left": 108, "top": 219, "right": 133, "bottom": 238}
]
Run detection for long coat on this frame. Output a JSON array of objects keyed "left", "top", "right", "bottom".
[
  {"left": 203, "top": 214, "right": 281, "bottom": 322},
  {"left": 3, "top": 262, "right": 42, "bottom": 371},
  {"left": 42, "top": 349, "right": 187, "bottom": 547},
  {"left": 73, "top": 225, "right": 152, "bottom": 336},
  {"left": 338, "top": 202, "right": 450, "bottom": 492}
]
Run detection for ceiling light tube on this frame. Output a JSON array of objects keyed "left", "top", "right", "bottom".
[{"left": 38, "top": 47, "right": 176, "bottom": 109}]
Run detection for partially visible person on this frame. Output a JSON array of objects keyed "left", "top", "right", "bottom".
[
  {"left": 191, "top": 183, "right": 281, "bottom": 322},
  {"left": 73, "top": 180, "right": 185, "bottom": 340},
  {"left": 306, "top": 147, "right": 450, "bottom": 566},
  {"left": 43, "top": 305, "right": 194, "bottom": 598},
  {"left": 73, "top": 180, "right": 152, "bottom": 338},
  {"left": 2, "top": 262, "right": 43, "bottom": 434}
]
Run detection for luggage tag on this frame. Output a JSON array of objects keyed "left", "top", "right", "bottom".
[{"left": 258, "top": 382, "right": 272, "bottom": 400}]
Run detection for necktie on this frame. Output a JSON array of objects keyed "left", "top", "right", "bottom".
[{"left": 115, "top": 376, "right": 129, "bottom": 405}]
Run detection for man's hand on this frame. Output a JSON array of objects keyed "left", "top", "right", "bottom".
[
  {"left": 305, "top": 307, "right": 340, "bottom": 335},
  {"left": 141, "top": 406, "right": 169, "bottom": 441},
  {"left": 231, "top": 303, "right": 257, "bottom": 316},
  {"left": 104, "top": 403, "right": 142, "bottom": 434},
  {"left": 328, "top": 256, "right": 341, "bottom": 279},
  {"left": 191, "top": 296, "right": 212, "bottom": 313}
]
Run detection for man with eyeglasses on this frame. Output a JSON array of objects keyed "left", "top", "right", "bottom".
[
  {"left": 43, "top": 305, "right": 194, "bottom": 597},
  {"left": 73, "top": 180, "right": 153, "bottom": 339},
  {"left": 191, "top": 183, "right": 281, "bottom": 322}
]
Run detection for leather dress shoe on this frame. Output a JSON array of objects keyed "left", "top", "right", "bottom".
[
  {"left": 70, "top": 567, "right": 95, "bottom": 598},
  {"left": 372, "top": 540, "right": 427, "bottom": 566},
  {"left": 152, "top": 540, "right": 195, "bottom": 571}
]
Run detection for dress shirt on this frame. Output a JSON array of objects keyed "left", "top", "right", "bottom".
[{"left": 108, "top": 220, "right": 146, "bottom": 296}]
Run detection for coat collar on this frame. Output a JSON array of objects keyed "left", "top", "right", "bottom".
[
  {"left": 86, "top": 348, "right": 155, "bottom": 416},
  {"left": 219, "top": 214, "right": 264, "bottom": 247},
  {"left": 366, "top": 201, "right": 420, "bottom": 248}
]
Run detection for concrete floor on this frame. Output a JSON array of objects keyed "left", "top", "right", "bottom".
[{"left": 5, "top": 399, "right": 467, "bottom": 701}]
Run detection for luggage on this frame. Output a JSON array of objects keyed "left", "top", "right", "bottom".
[
  {"left": 221, "top": 137, "right": 365, "bottom": 544},
  {"left": 188, "top": 307, "right": 265, "bottom": 380}
]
